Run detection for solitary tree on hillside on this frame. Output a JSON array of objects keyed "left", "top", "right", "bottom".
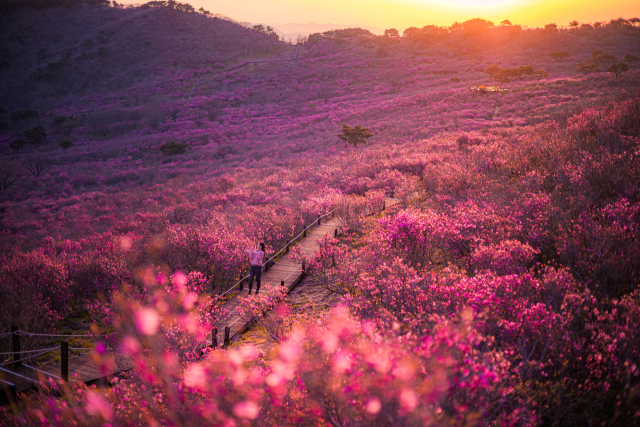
[
  {"left": 337, "top": 124, "right": 372, "bottom": 148},
  {"left": 500, "top": 20, "right": 513, "bottom": 26},
  {"left": 568, "top": 21, "right": 579, "bottom": 28}
]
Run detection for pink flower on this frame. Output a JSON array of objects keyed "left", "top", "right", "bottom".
[
  {"left": 233, "top": 401, "right": 260, "bottom": 419},
  {"left": 85, "top": 391, "right": 112, "bottom": 420},
  {"left": 366, "top": 397, "right": 382, "bottom": 414},
  {"left": 183, "top": 364, "right": 208, "bottom": 391},
  {"left": 135, "top": 307, "right": 159, "bottom": 336}
]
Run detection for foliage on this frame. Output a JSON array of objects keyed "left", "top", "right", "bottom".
[
  {"left": 337, "top": 123, "right": 373, "bottom": 148},
  {"left": 159, "top": 141, "right": 187, "bottom": 155}
]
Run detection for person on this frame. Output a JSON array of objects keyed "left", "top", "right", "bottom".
[{"left": 247, "top": 242, "right": 265, "bottom": 295}]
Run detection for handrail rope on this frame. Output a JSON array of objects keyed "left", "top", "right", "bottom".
[
  {"left": 69, "top": 348, "right": 94, "bottom": 351},
  {"left": 219, "top": 209, "right": 335, "bottom": 297},
  {"left": 17, "top": 331, "right": 91, "bottom": 338},
  {"left": 262, "top": 209, "right": 335, "bottom": 267},
  {"left": 0, "top": 348, "right": 60, "bottom": 367},
  {"left": 0, "top": 332, "right": 16, "bottom": 337},
  {"left": 0, "top": 347, "right": 61, "bottom": 355}
]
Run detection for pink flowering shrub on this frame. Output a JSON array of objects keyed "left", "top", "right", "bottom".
[
  {"left": 237, "top": 285, "right": 287, "bottom": 323},
  {"left": 469, "top": 239, "right": 538, "bottom": 275}
]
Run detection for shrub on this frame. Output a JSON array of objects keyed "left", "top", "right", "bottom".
[{"left": 159, "top": 141, "right": 187, "bottom": 155}]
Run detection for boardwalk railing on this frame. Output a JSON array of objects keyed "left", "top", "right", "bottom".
[
  {"left": 0, "top": 327, "right": 93, "bottom": 380},
  {"left": 0, "top": 327, "right": 109, "bottom": 400},
  {"left": 218, "top": 209, "right": 336, "bottom": 298}
]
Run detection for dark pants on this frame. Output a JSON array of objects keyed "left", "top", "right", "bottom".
[{"left": 248, "top": 264, "right": 262, "bottom": 293}]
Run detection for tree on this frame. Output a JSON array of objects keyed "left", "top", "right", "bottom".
[
  {"left": 544, "top": 23, "right": 558, "bottom": 32},
  {"left": 624, "top": 54, "right": 639, "bottom": 65},
  {"left": 58, "top": 138, "right": 73, "bottom": 150},
  {"left": 24, "top": 125, "right": 47, "bottom": 146},
  {"left": 484, "top": 64, "right": 501, "bottom": 79},
  {"left": 609, "top": 18, "right": 631, "bottom": 28},
  {"left": 22, "top": 155, "right": 52, "bottom": 178},
  {"left": 450, "top": 18, "right": 494, "bottom": 33},
  {"left": 500, "top": 20, "right": 512, "bottom": 26},
  {"left": 146, "top": 106, "right": 166, "bottom": 130},
  {"left": 11, "top": 109, "right": 38, "bottom": 122},
  {"left": 403, "top": 27, "right": 422, "bottom": 40},
  {"left": 568, "top": 21, "right": 579, "bottom": 28},
  {"left": 495, "top": 68, "right": 517, "bottom": 82},
  {"left": 191, "top": 109, "right": 205, "bottom": 127},
  {"left": 129, "top": 110, "right": 142, "bottom": 129},
  {"left": 384, "top": 28, "right": 399, "bottom": 38},
  {"left": 337, "top": 124, "right": 372, "bottom": 148},
  {"left": 593, "top": 52, "right": 617, "bottom": 68},
  {"left": 166, "top": 101, "right": 181, "bottom": 122},
  {"left": 159, "top": 141, "right": 187, "bottom": 155},
  {"left": 629, "top": 17, "right": 640, "bottom": 26},
  {"left": 608, "top": 63, "right": 629, "bottom": 78},
  {"left": 307, "top": 33, "right": 324, "bottom": 44},
  {"left": 9, "top": 138, "right": 26, "bottom": 153},
  {"left": 577, "top": 60, "right": 599, "bottom": 74},
  {"left": 51, "top": 115, "right": 68, "bottom": 136},
  {"left": 533, "top": 69, "right": 549, "bottom": 80},
  {"left": 550, "top": 51, "right": 570, "bottom": 61},
  {"left": 0, "top": 160, "right": 20, "bottom": 192}
]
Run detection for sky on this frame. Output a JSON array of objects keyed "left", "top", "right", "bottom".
[{"left": 122, "top": 0, "right": 640, "bottom": 30}]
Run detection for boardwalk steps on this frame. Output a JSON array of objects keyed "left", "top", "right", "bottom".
[
  {"left": 214, "top": 197, "right": 401, "bottom": 346},
  {"left": 0, "top": 349, "right": 131, "bottom": 399}
]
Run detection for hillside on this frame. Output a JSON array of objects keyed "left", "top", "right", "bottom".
[
  {"left": 0, "top": 3, "right": 286, "bottom": 110},
  {"left": 1, "top": 4, "right": 640, "bottom": 425}
]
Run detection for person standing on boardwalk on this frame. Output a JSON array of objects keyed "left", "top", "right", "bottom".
[{"left": 247, "top": 243, "right": 265, "bottom": 295}]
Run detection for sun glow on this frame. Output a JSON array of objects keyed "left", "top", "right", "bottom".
[{"left": 119, "top": 0, "right": 640, "bottom": 30}]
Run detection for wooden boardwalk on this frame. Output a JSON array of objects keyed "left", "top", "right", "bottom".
[
  {"left": 0, "top": 349, "right": 131, "bottom": 398},
  {"left": 216, "top": 197, "right": 401, "bottom": 345}
]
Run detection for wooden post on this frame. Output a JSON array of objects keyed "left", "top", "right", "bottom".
[
  {"left": 280, "top": 280, "right": 284, "bottom": 287},
  {"left": 211, "top": 328, "right": 218, "bottom": 348},
  {"left": 302, "top": 262, "right": 306, "bottom": 278},
  {"left": 303, "top": 229, "right": 307, "bottom": 237},
  {"left": 223, "top": 327, "right": 230, "bottom": 348},
  {"left": 61, "top": 341, "right": 69, "bottom": 383},
  {"left": 286, "top": 241, "right": 290, "bottom": 253},
  {"left": 11, "top": 326, "right": 20, "bottom": 367},
  {"left": 334, "top": 229, "right": 338, "bottom": 238},
  {"left": 317, "top": 215, "right": 321, "bottom": 226},
  {"left": 239, "top": 277, "right": 244, "bottom": 292}
]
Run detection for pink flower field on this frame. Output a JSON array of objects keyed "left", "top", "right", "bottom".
[{"left": 0, "top": 1, "right": 640, "bottom": 426}]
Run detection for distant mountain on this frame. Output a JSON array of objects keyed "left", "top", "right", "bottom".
[{"left": 265, "top": 21, "right": 384, "bottom": 41}]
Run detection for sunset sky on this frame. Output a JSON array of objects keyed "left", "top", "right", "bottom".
[{"left": 124, "top": 0, "right": 639, "bottom": 30}]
